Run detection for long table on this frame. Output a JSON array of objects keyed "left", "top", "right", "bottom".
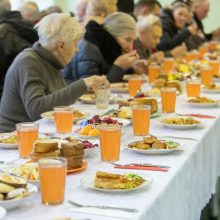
[{"left": 1, "top": 91, "right": 220, "bottom": 220}]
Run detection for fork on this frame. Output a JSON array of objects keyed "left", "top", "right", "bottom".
[
  {"left": 68, "top": 200, "right": 139, "bottom": 213},
  {"left": 110, "top": 162, "right": 170, "bottom": 169}
]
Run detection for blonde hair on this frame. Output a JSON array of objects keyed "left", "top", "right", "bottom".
[
  {"left": 104, "top": 12, "right": 136, "bottom": 38},
  {"left": 35, "top": 13, "right": 84, "bottom": 50},
  {"left": 137, "top": 14, "right": 161, "bottom": 31}
]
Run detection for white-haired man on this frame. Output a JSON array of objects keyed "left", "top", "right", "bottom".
[
  {"left": 0, "top": 13, "right": 109, "bottom": 132},
  {"left": 135, "top": 14, "right": 187, "bottom": 63},
  {"left": 192, "top": 0, "right": 220, "bottom": 40}
]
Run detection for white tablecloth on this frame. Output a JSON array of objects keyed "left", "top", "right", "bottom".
[{"left": 1, "top": 92, "right": 220, "bottom": 220}]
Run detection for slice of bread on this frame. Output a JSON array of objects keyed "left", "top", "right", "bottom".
[{"left": 34, "top": 139, "right": 58, "bottom": 153}]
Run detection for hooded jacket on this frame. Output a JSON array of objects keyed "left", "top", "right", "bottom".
[
  {"left": 0, "top": 11, "right": 38, "bottom": 99},
  {"left": 157, "top": 8, "right": 191, "bottom": 51}
]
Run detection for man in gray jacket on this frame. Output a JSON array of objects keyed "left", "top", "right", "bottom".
[{"left": 0, "top": 13, "right": 109, "bottom": 132}]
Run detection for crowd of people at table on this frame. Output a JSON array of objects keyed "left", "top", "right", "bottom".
[{"left": 0, "top": 0, "right": 219, "bottom": 132}]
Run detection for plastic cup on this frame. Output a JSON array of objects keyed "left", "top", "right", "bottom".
[
  {"left": 132, "top": 105, "right": 151, "bottom": 136},
  {"left": 38, "top": 157, "right": 67, "bottom": 205},
  {"left": 16, "top": 122, "right": 39, "bottom": 158},
  {"left": 54, "top": 106, "right": 73, "bottom": 134}
]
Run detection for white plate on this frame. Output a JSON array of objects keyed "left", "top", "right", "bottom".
[
  {"left": 126, "top": 141, "right": 182, "bottom": 155},
  {"left": 202, "top": 87, "right": 220, "bottom": 94},
  {"left": 80, "top": 95, "right": 115, "bottom": 104},
  {"left": 0, "top": 133, "right": 18, "bottom": 149},
  {"left": 41, "top": 111, "right": 90, "bottom": 123},
  {"left": 110, "top": 83, "right": 129, "bottom": 93},
  {"left": 2, "top": 164, "right": 39, "bottom": 185},
  {"left": 158, "top": 118, "right": 204, "bottom": 130},
  {"left": 0, "top": 183, "right": 38, "bottom": 210},
  {"left": 187, "top": 101, "right": 219, "bottom": 108},
  {"left": 81, "top": 172, "right": 152, "bottom": 193}
]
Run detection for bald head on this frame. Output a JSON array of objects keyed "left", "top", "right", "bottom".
[{"left": 192, "top": 0, "right": 210, "bottom": 20}]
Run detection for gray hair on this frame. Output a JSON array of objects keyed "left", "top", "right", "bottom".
[
  {"left": 137, "top": 14, "right": 161, "bottom": 32},
  {"left": 35, "top": 13, "right": 84, "bottom": 50},
  {"left": 0, "top": 0, "right": 11, "bottom": 12},
  {"left": 104, "top": 12, "right": 137, "bottom": 38}
]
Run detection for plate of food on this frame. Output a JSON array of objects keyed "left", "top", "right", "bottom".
[
  {"left": 159, "top": 117, "right": 203, "bottom": 130},
  {"left": 81, "top": 171, "right": 152, "bottom": 193},
  {"left": 126, "top": 136, "right": 182, "bottom": 155},
  {"left": 187, "top": 96, "right": 219, "bottom": 107},
  {"left": 0, "top": 133, "right": 18, "bottom": 149},
  {"left": 40, "top": 110, "right": 90, "bottom": 123},
  {"left": 110, "top": 83, "right": 129, "bottom": 93},
  {"left": 0, "top": 173, "right": 38, "bottom": 210},
  {"left": 2, "top": 163, "right": 39, "bottom": 184},
  {"left": 203, "top": 83, "right": 220, "bottom": 93},
  {"left": 79, "top": 94, "right": 115, "bottom": 104}
]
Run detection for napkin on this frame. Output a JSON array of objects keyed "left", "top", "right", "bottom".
[
  {"left": 70, "top": 207, "right": 133, "bottom": 219},
  {"left": 114, "top": 165, "right": 168, "bottom": 172}
]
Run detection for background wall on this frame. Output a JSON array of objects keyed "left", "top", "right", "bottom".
[{"left": 10, "top": 0, "right": 220, "bottom": 33}]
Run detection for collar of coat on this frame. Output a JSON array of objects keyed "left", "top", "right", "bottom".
[
  {"left": 84, "top": 20, "right": 122, "bottom": 65},
  {"left": 33, "top": 42, "right": 64, "bottom": 69}
]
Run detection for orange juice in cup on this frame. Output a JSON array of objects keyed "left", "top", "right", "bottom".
[
  {"left": 162, "top": 58, "right": 174, "bottom": 74},
  {"left": 98, "top": 125, "right": 121, "bottom": 162},
  {"left": 132, "top": 105, "right": 151, "bottom": 136},
  {"left": 199, "top": 46, "right": 209, "bottom": 58},
  {"left": 161, "top": 88, "right": 177, "bottom": 113},
  {"left": 210, "top": 61, "right": 220, "bottom": 75},
  {"left": 148, "top": 65, "right": 160, "bottom": 83},
  {"left": 39, "top": 157, "right": 67, "bottom": 205},
  {"left": 128, "top": 78, "right": 142, "bottom": 96},
  {"left": 185, "top": 52, "right": 195, "bottom": 63},
  {"left": 54, "top": 106, "right": 74, "bottom": 134},
  {"left": 186, "top": 79, "right": 201, "bottom": 97},
  {"left": 16, "top": 122, "right": 39, "bottom": 158},
  {"left": 200, "top": 68, "right": 213, "bottom": 86}
]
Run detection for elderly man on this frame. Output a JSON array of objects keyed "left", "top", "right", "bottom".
[
  {"left": 192, "top": 0, "right": 220, "bottom": 40},
  {"left": 0, "top": 0, "right": 38, "bottom": 100},
  {"left": 135, "top": 14, "right": 164, "bottom": 63},
  {"left": 135, "top": 14, "right": 187, "bottom": 63},
  {"left": 0, "top": 13, "right": 109, "bottom": 132}
]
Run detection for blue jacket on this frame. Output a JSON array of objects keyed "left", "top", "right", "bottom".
[{"left": 62, "top": 20, "right": 129, "bottom": 83}]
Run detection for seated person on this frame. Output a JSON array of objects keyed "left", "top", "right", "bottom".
[
  {"left": 134, "top": 0, "right": 161, "bottom": 19},
  {"left": 0, "top": 0, "right": 38, "bottom": 100},
  {"left": 135, "top": 14, "right": 164, "bottom": 63},
  {"left": 63, "top": 12, "right": 139, "bottom": 83},
  {"left": 157, "top": 2, "right": 198, "bottom": 51},
  {"left": 192, "top": 0, "right": 220, "bottom": 41},
  {"left": 84, "top": 0, "right": 117, "bottom": 25},
  {"left": 0, "top": 13, "right": 109, "bottom": 132},
  {"left": 19, "top": 1, "right": 39, "bottom": 23},
  {"left": 135, "top": 14, "right": 187, "bottom": 64}
]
